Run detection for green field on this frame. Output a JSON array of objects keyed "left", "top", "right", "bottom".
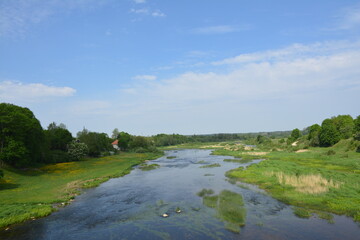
[
  {"left": 0, "top": 152, "right": 162, "bottom": 228},
  {"left": 214, "top": 139, "right": 360, "bottom": 222}
]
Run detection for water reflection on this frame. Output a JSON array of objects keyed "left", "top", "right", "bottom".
[{"left": 1, "top": 149, "right": 359, "bottom": 240}]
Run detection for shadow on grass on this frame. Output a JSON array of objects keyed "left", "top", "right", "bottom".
[{"left": 0, "top": 182, "right": 20, "bottom": 190}]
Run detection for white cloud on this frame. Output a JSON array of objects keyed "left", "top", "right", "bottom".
[
  {"left": 212, "top": 40, "right": 360, "bottom": 65},
  {"left": 192, "top": 25, "right": 248, "bottom": 34},
  {"left": 130, "top": 8, "right": 165, "bottom": 17},
  {"left": 0, "top": 0, "right": 107, "bottom": 37},
  {"left": 152, "top": 10, "right": 166, "bottom": 17},
  {"left": 130, "top": 8, "right": 149, "bottom": 14},
  {"left": 120, "top": 40, "right": 360, "bottom": 113},
  {"left": 336, "top": 4, "right": 360, "bottom": 30},
  {"left": 132, "top": 75, "right": 157, "bottom": 81},
  {"left": 0, "top": 81, "right": 76, "bottom": 102}
]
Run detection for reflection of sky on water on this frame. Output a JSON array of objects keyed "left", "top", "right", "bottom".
[{"left": 1, "top": 149, "right": 359, "bottom": 240}]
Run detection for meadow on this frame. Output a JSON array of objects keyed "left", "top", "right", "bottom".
[
  {"left": 0, "top": 152, "right": 162, "bottom": 229},
  {"left": 212, "top": 139, "right": 360, "bottom": 222}
]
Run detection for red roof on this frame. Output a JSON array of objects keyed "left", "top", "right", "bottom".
[{"left": 111, "top": 140, "right": 118, "bottom": 145}]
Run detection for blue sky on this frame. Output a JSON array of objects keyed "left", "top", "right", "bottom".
[{"left": 1, "top": 0, "right": 360, "bottom": 136}]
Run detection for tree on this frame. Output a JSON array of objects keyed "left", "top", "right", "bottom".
[
  {"left": 354, "top": 115, "right": 360, "bottom": 141},
  {"left": 0, "top": 103, "right": 45, "bottom": 167},
  {"left": 0, "top": 169, "right": 3, "bottom": 179},
  {"left": 290, "top": 128, "right": 301, "bottom": 141},
  {"left": 117, "top": 131, "right": 132, "bottom": 151},
  {"left": 77, "top": 129, "right": 112, "bottom": 157},
  {"left": 308, "top": 124, "right": 321, "bottom": 146},
  {"left": 67, "top": 140, "right": 88, "bottom": 161},
  {"left": 319, "top": 119, "right": 341, "bottom": 147},
  {"left": 111, "top": 128, "right": 120, "bottom": 139},
  {"left": 44, "top": 122, "right": 73, "bottom": 151},
  {"left": 332, "top": 115, "right": 354, "bottom": 139}
]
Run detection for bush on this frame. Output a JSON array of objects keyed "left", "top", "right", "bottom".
[
  {"left": 326, "top": 150, "right": 336, "bottom": 156},
  {"left": 68, "top": 141, "right": 89, "bottom": 161}
]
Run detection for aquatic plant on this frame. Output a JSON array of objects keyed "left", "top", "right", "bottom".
[
  {"left": 200, "top": 190, "right": 246, "bottom": 233},
  {"left": 139, "top": 163, "right": 160, "bottom": 171},
  {"left": 200, "top": 163, "right": 221, "bottom": 168},
  {"left": 197, "top": 189, "right": 214, "bottom": 197}
]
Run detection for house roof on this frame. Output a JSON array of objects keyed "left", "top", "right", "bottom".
[{"left": 111, "top": 140, "right": 119, "bottom": 145}]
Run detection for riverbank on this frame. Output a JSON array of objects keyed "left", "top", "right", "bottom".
[
  {"left": 212, "top": 140, "right": 360, "bottom": 222},
  {"left": 0, "top": 152, "right": 163, "bottom": 229}
]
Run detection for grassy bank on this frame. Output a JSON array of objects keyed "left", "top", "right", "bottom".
[
  {"left": 215, "top": 139, "right": 360, "bottom": 222},
  {"left": 0, "top": 152, "right": 162, "bottom": 229}
]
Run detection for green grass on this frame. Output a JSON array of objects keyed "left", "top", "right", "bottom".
[
  {"left": 0, "top": 152, "right": 162, "bottom": 228},
  {"left": 224, "top": 139, "right": 360, "bottom": 222},
  {"left": 223, "top": 158, "right": 253, "bottom": 163},
  {"left": 200, "top": 163, "right": 221, "bottom": 168}
]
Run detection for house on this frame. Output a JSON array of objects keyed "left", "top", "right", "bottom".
[{"left": 111, "top": 139, "right": 120, "bottom": 150}]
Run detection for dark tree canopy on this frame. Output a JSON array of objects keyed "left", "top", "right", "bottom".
[
  {"left": 0, "top": 103, "right": 45, "bottom": 167},
  {"left": 319, "top": 119, "right": 341, "bottom": 147},
  {"left": 77, "top": 129, "right": 112, "bottom": 157},
  {"left": 117, "top": 131, "right": 132, "bottom": 151},
  {"left": 290, "top": 128, "right": 301, "bottom": 141},
  {"left": 44, "top": 122, "right": 73, "bottom": 151},
  {"left": 308, "top": 124, "right": 321, "bottom": 146}
]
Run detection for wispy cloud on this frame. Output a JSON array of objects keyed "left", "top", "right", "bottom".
[
  {"left": 130, "top": 8, "right": 166, "bottom": 17},
  {"left": 0, "top": 81, "right": 76, "bottom": 102},
  {"left": 212, "top": 40, "right": 360, "bottom": 65},
  {"left": 191, "top": 25, "right": 249, "bottom": 34},
  {"left": 336, "top": 4, "right": 360, "bottom": 30},
  {"left": 132, "top": 75, "right": 157, "bottom": 81},
  {"left": 120, "top": 40, "right": 360, "bottom": 112},
  {"left": 0, "top": 0, "right": 107, "bottom": 37}
]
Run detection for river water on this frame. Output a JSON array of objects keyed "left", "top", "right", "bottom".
[{"left": 1, "top": 149, "right": 359, "bottom": 240}]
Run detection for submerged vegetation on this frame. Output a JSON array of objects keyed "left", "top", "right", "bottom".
[
  {"left": 139, "top": 163, "right": 160, "bottom": 171},
  {"left": 198, "top": 189, "right": 246, "bottom": 233},
  {"left": 200, "top": 163, "right": 221, "bottom": 168}
]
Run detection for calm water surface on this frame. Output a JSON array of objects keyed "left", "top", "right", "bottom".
[{"left": 1, "top": 149, "right": 359, "bottom": 239}]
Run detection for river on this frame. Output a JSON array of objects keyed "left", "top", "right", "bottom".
[{"left": 1, "top": 149, "right": 359, "bottom": 239}]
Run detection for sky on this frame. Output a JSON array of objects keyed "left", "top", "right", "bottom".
[{"left": 0, "top": 0, "right": 360, "bottom": 136}]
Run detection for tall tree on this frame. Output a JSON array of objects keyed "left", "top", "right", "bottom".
[
  {"left": 77, "top": 129, "right": 112, "bottom": 157},
  {"left": 290, "top": 128, "right": 301, "bottom": 141},
  {"left": 332, "top": 115, "right": 354, "bottom": 139},
  {"left": 111, "top": 128, "right": 120, "bottom": 139},
  {"left": 308, "top": 124, "right": 321, "bottom": 146},
  {"left": 319, "top": 118, "right": 340, "bottom": 147},
  {"left": 117, "top": 132, "right": 132, "bottom": 151},
  {"left": 0, "top": 103, "right": 45, "bottom": 167},
  {"left": 44, "top": 122, "right": 73, "bottom": 151}
]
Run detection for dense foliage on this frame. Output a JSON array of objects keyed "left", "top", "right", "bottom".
[
  {"left": 0, "top": 103, "right": 45, "bottom": 167},
  {"left": 67, "top": 140, "right": 89, "bottom": 161},
  {"left": 77, "top": 129, "right": 112, "bottom": 157}
]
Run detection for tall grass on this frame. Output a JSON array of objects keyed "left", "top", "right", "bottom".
[{"left": 225, "top": 139, "right": 360, "bottom": 222}]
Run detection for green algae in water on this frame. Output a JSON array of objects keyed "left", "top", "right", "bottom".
[
  {"left": 139, "top": 163, "right": 160, "bottom": 171},
  {"left": 197, "top": 189, "right": 214, "bottom": 197},
  {"left": 200, "top": 190, "right": 246, "bottom": 233},
  {"left": 200, "top": 163, "right": 221, "bottom": 168},
  {"left": 293, "top": 207, "right": 311, "bottom": 219},
  {"left": 204, "top": 173, "right": 215, "bottom": 176},
  {"left": 166, "top": 156, "right": 176, "bottom": 159}
]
